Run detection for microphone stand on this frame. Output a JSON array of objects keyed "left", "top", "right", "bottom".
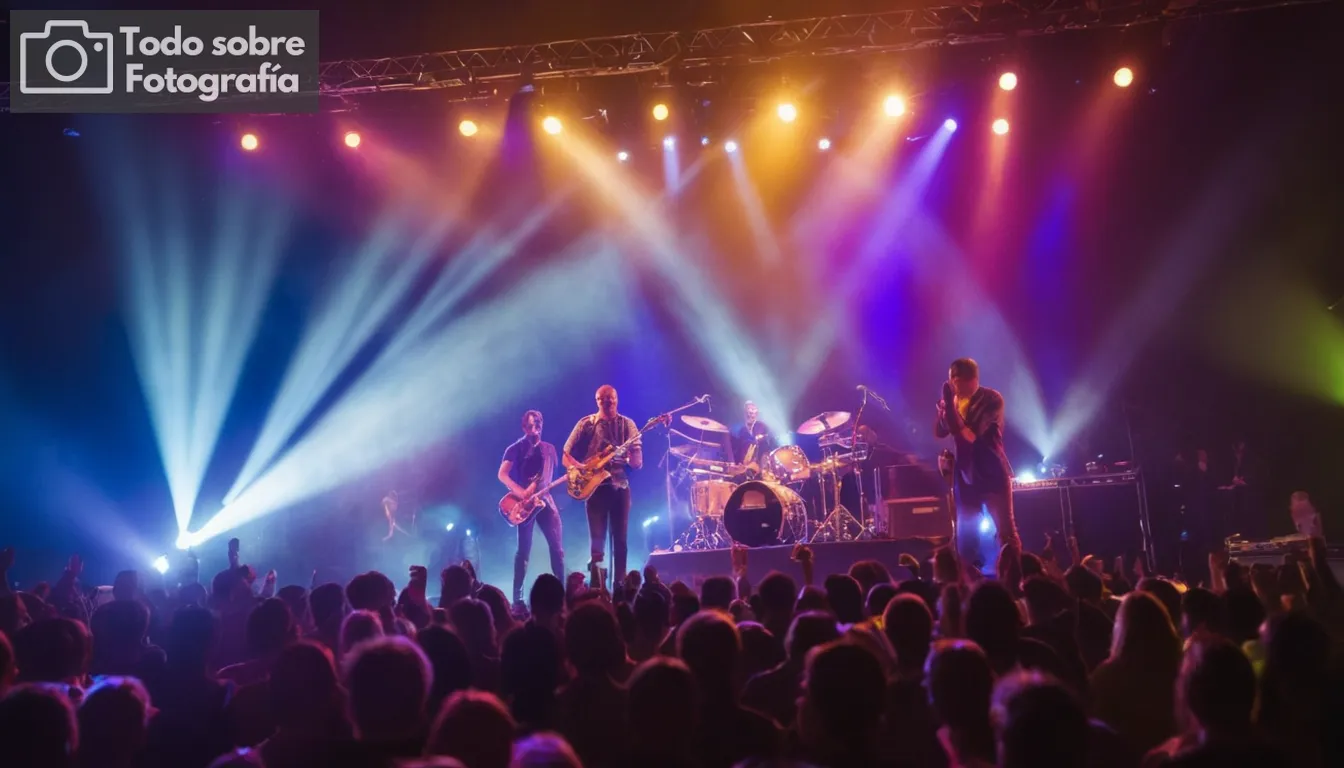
[{"left": 653, "top": 396, "right": 712, "bottom": 551}]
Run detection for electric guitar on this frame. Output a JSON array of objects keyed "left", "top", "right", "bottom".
[
  {"left": 498, "top": 474, "right": 566, "bottom": 527},
  {"left": 566, "top": 414, "right": 670, "bottom": 501}
]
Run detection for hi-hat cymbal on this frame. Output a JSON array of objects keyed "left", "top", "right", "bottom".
[
  {"left": 681, "top": 415, "right": 729, "bottom": 433},
  {"left": 796, "top": 411, "right": 851, "bottom": 435}
]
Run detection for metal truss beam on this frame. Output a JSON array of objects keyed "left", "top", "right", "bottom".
[{"left": 0, "top": 0, "right": 1327, "bottom": 110}]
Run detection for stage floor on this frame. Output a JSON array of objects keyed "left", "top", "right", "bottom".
[{"left": 644, "top": 538, "right": 936, "bottom": 585}]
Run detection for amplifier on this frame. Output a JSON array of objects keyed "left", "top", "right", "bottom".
[{"left": 879, "top": 496, "right": 953, "bottom": 540}]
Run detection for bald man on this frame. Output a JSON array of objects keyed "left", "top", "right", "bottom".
[{"left": 564, "top": 385, "right": 643, "bottom": 584}]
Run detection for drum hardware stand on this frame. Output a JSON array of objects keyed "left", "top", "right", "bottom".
[
  {"left": 811, "top": 449, "right": 866, "bottom": 543},
  {"left": 673, "top": 514, "right": 728, "bottom": 551}
]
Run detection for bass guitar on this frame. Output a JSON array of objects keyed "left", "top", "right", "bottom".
[{"left": 498, "top": 474, "right": 567, "bottom": 527}]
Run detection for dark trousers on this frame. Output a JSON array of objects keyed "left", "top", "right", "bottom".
[
  {"left": 955, "top": 482, "right": 1020, "bottom": 575},
  {"left": 514, "top": 501, "right": 565, "bottom": 602},
  {"left": 586, "top": 483, "right": 631, "bottom": 585}
]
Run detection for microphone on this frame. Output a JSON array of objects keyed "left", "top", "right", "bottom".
[{"left": 857, "top": 384, "right": 892, "bottom": 411}]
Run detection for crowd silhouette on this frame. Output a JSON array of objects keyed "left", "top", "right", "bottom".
[{"left": 0, "top": 532, "right": 1341, "bottom": 768}]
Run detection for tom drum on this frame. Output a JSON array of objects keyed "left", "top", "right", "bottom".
[
  {"left": 767, "top": 445, "right": 811, "bottom": 484},
  {"left": 691, "top": 480, "right": 736, "bottom": 519}
]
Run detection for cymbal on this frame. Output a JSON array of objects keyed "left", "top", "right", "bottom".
[
  {"left": 669, "top": 444, "right": 712, "bottom": 459},
  {"left": 796, "top": 411, "right": 851, "bottom": 436},
  {"left": 681, "top": 415, "right": 729, "bottom": 433},
  {"left": 669, "top": 429, "right": 717, "bottom": 446}
]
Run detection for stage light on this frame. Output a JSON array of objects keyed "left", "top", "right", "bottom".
[
  {"left": 817, "top": 137, "right": 831, "bottom": 151},
  {"left": 458, "top": 120, "right": 479, "bottom": 137},
  {"left": 943, "top": 118, "right": 958, "bottom": 132},
  {"left": 642, "top": 516, "right": 659, "bottom": 529},
  {"left": 724, "top": 140, "right": 738, "bottom": 153},
  {"left": 1113, "top": 67, "right": 1134, "bottom": 88},
  {"left": 465, "top": 528, "right": 473, "bottom": 537},
  {"left": 777, "top": 102, "right": 798, "bottom": 123},
  {"left": 175, "top": 532, "right": 190, "bottom": 550},
  {"left": 663, "top": 136, "right": 675, "bottom": 149},
  {"left": 700, "top": 136, "right": 710, "bottom": 146},
  {"left": 999, "top": 72, "right": 1018, "bottom": 91},
  {"left": 240, "top": 133, "right": 259, "bottom": 151},
  {"left": 992, "top": 118, "right": 1010, "bottom": 135},
  {"left": 153, "top": 555, "right": 170, "bottom": 574},
  {"left": 978, "top": 515, "right": 993, "bottom": 535},
  {"left": 542, "top": 116, "right": 562, "bottom": 135},
  {"left": 446, "top": 522, "right": 455, "bottom": 532},
  {"left": 343, "top": 131, "right": 361, "bottom": 148},
  {"left": 652, "top": 103, "right": 669, "bottom": 121},
  {"left": 1018, "top": 470, "right": 1037, "bottom": 483},
  {"left": 617, "top": 150, "right": 630, "bottom": 162},
  {"left": 883, "top": 95, "right": 906, "bottom": 117}
]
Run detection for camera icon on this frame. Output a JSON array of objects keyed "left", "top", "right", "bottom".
[{"left": 19, "top": 20, "right": 115, "bottom": 95}]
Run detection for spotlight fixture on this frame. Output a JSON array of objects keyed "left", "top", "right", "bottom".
[
  {"left": 943, "top": 118, "right": 958, "bottom": 132},
  {"left": 1113, "top": 67, "right": 1134, "bottom": 88},
  {"left": 700, "top": 136, "right": 710, "bottom": 146},
  {"left": 446, "top": 522, "right": 455, "bottom": 532},
  {"left": 652, "top": 103, "right": 670, "bottom": 121},
  {"left": 817, "top": 137, "right": 832, "bottom": 151},
  {"left": 458, "top": 120, "right": 479, "bottom": 137},
  {"left": 617, "top": 150, "right": 630, "bottom": 162},
  {"left": 724, "top": 139, "right": 739, "bottom": 153},
  {"left": 998, "top": 72, "right": 1018, "bottom": 91},
  {"left": 240, "top": 133, "right": 259, "bottom": 151},
  {"left": 342, "top": 131, "right": 361, "bottom": 148},
  {"left": 777, "top": 102, "right": 798, "bottom": 123},
  {"left": 662, "top": 136, "right": 675, "bottom": 149},
  {"left": 992, "top": 118, "right": 1010, "bottom": 135},
  {"left": 175, "top": 532, "right": 190, "bottom": 550},
  {"left": 882, "top": 95, "right": 906, "bottom": 117},
  {"left": 541, "top": 116, "right": 562, "bottom": 135},
  {"left": 153, "top": 555, "right": 170, "bottom": 575}
]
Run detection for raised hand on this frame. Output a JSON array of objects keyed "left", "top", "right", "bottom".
[
  {"left": 942, "top": 381, "right": 955, "bottom": 402},
  {"left": 265, "top": 569, "right": 277, "bottom": 583}
]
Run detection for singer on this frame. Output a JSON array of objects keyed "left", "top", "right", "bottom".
[{"left": 934, "top": 358, "right": 1021, "bottom": 575}]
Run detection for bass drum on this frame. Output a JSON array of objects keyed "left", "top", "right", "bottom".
[{"left": 724, "top": 481, "right": 807, "bottom": 547}]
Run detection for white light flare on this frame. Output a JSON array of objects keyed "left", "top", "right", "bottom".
[
  {"left": 189, "top": 244, "right": 630, "bottom": 543},
  {"left": 109, "top": 155, "right": 289, "bottom": 533}
]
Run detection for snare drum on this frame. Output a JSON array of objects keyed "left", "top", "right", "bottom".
[
  {"left": 723, "top": 481, "right": 807, "bottom": 547},
  {"left": 767, "top": 445, "right": 811, "bottom": 484},
  {"left": 691, "top": 480, "right": 736, "bottom": 518}
]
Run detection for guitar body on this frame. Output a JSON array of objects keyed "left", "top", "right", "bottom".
[
  {"left": 498, "top": 474, "right": 569, "bottom": 527},
  {"left": 567, "top": 468, "right": 612, "bottom": 501},
  {"left": 498, "top": 492, "right": 544, "bottom": 526}
]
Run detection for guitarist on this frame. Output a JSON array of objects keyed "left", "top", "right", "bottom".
[
  {"left": 730, "top": 400, "right": 775, "bottom": 476},
  {"left": 500, "top": 410, "right": 565, "bottom": 607},
  {"left": 563, "top": 385, "right": 643, "bottom": 587}
]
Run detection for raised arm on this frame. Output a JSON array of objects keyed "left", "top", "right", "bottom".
[{"left": 934, "top": 402, "right": 951, "bottom": 439}]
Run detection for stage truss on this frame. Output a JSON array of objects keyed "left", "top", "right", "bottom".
[{"left": 0, "top": 0, "right": 1326, "bottom": 110}]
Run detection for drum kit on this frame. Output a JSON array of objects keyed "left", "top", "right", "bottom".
[{"left": 665, "top": 409, "right": 877, "bottom": 551}]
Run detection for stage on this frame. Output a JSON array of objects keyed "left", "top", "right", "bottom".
[{"left": 644, "top": 538, "right": 936, "bottom": 585}]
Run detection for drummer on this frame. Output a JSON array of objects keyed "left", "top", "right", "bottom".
[{"left": 731, "top": 401, "right": 777, "bottom": 475}]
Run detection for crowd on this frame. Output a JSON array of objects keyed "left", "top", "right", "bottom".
[{"left": 0, "top": 532, "right": 1341, "bottom": 768}]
